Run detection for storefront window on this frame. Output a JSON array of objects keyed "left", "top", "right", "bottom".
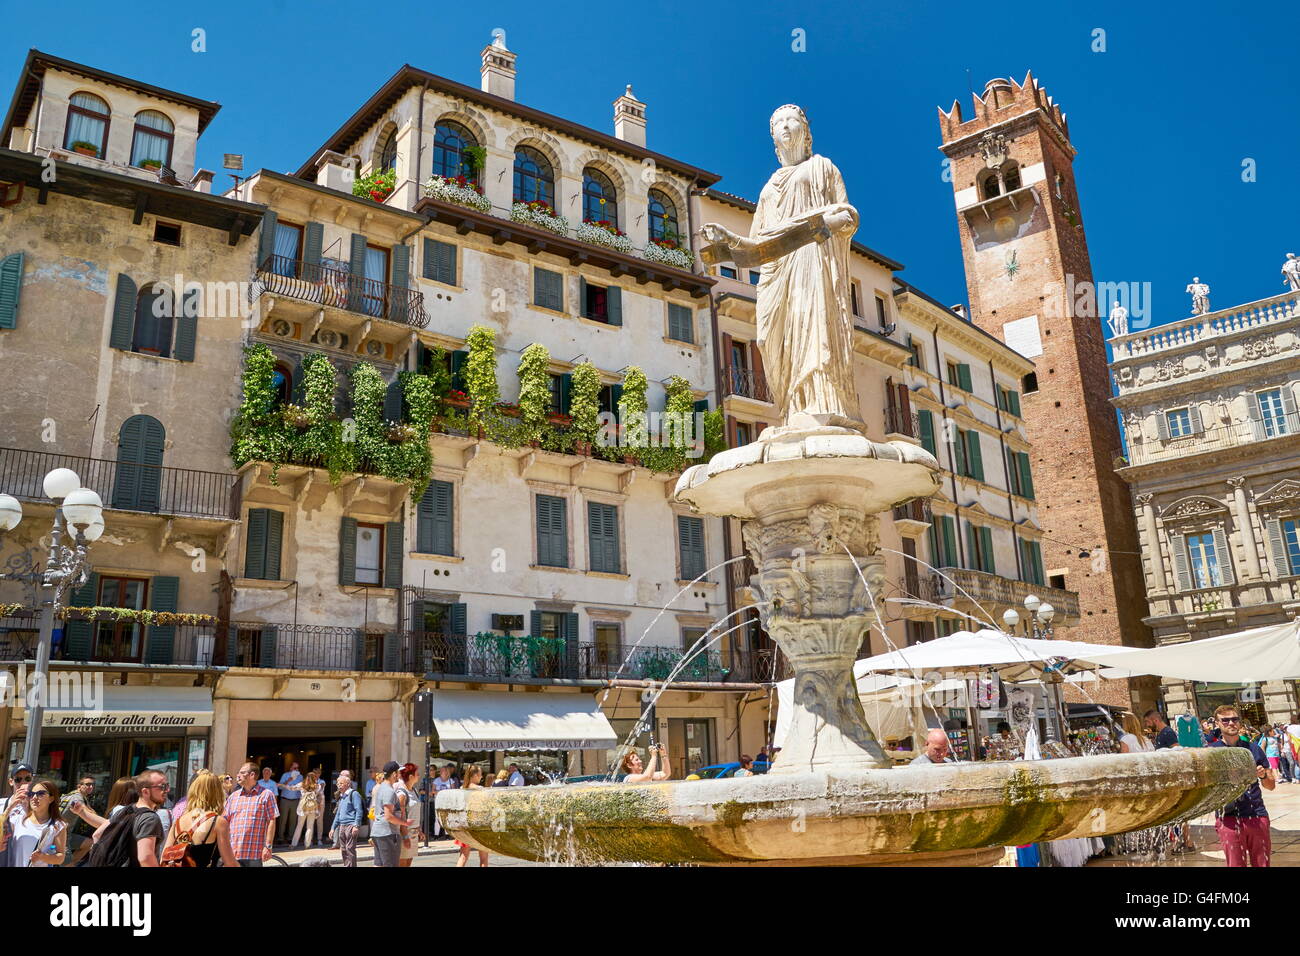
[
  {"left": 1193, "top": 681, "right": 1267, "bottom": 727},
  {"left": 129, "top": 739, "right": 181, "bottom": 797}
]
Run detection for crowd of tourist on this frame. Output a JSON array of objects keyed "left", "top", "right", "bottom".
[{"left": 0, "top": 755, "right": 547, "bottom": 868}]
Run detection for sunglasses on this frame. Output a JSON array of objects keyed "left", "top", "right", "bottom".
[
  {"left": 1219, "top": 717, "right": 1241, "bottom": 724},
  {"left": 29, "top": 790, "right": 49, "bottom": 800},
  {"left": 13, "top": 776, "right": 32, "bottom": 784}
]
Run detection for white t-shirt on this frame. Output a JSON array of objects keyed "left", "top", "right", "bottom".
[
  {"left": 1120, "top": 733, "right": 1154, "bottom": 753},
  {"left": 6, "top": 811, "right": 65, "bottom": 867}
]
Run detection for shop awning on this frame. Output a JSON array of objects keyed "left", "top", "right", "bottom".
[
  {"left": 1084, "top": 620, "right": 1300, "bottom": 683},
  {"left": 37, "top": 685, "right": 213, "bottom": 731},
  {"left": 430, "top": 691, "right": 618, "bottom": 751}
]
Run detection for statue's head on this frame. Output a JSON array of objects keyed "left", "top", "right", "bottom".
[
  {"left": 770, "top": 104, "right": 811, "bottom": 166},
  {"left": 1289, "top": 253, "right": 1297, "bottom": 260},
  {"left": 1192, "top": 276, "right": 1200, "bottom": 283}
]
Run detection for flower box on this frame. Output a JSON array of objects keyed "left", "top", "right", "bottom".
[
  {"left": 546, "top": 412, "right": 573, "bottom": 427},
  {"left": 443, "top": 390, "right": 470, "bottom": 409},
  {"left": 385, "top": 422, "right": 419, "bottom": 443},
  {"left": 70, "top": 141, "right": 99, "bottom": 158},
  {"left": 642, "top": 242, "right": 695, "bottom": 270},
  {"left": 494, "top": 402, "right": 521, "bottom": 418},
  {"left": 511, "top": 201, "right": 570, "bottom": 236},
  {"left": 576, "top": 220, "right": 634, "bottom": 254},
  {"left": 425, "top": 175, "right": 492, "bottom": 213}
]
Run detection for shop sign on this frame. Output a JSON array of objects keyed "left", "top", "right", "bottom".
[{"left": 43, "top": 712, "right": 210, "bottom": 736}]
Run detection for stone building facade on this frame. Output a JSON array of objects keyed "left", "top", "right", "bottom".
[
  {"left": 1110, "top": 284, "right": 1300, "bottom": 725},
  {"left": 937, "top": 74, "right": 1154, "bottom": 710}
]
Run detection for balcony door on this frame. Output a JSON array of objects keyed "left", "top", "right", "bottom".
[
  {"left": 362, "top": 246, "right": 389, "bottom": 318},
  {"left": 93, "top": 577, "right": 147, "bottom": 662},
  {"left": 112, "top": 415, "right": 165, "bottom": 512},
  {"left": 272, "top": 222, "right": 303, "bottom": 278}
]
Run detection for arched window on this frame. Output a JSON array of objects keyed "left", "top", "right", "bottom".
[
  {"left": 432, "top": 121, "right": 479, "bottom": 183},
  {"left": 1002, "top": 163, "right": 1021, "bottom": 192},
  {"left": 378, "top": 129, "right": 397, "bottom": 172},
  {"left": 112, "top": 414, "right": 165, "bottom": 512},
  {"left": 134, "top": 284, "right": 174, "bottom": 358},
  {"left": 980, "top": 171, "right": 1001, "bottom": 201},
  {"left": 513, "top": 146, "right": 554, "bottom": 207},
  {"left": 648, "top": 189, "right": 679, "bottom": 243},
  {"left": 130, "top": 110, "right": 174, "bottom": 169},
  {"left": 64, "top": 92, "right": 110, "bottom": 158},
  {"left": 272, "top": 362, "right": 294, "bottom": 407},
  {"left": 583, "top": 167, "right": 618, "bottom": 228}
]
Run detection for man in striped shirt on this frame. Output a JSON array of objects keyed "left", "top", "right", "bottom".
[{"left": 224, "top": 762, "right": 278, "bottom": 866}]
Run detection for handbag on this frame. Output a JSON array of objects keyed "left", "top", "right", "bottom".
[{"left": 161, "top": 812, "right": 217, "bottom": 868}]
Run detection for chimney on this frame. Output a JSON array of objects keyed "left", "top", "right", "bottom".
[
  {"left": 613, "top": 85, "right": 646, "bottom": 147},
  {"left": 950, "top": 304, "right": 968, "bottom": 320},
  {"left": 316, "top": 150, "right": 354, "bottom": 193},
  {"left": 480, "top": 34, "right": 517, "bottom": 100}
]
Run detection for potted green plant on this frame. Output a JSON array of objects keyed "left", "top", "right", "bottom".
[
  {"left": 139, "top": 158, "right": 163, "bottom": 171},
  {"left": 70, "top": 140, "right": 99, "bottom": 157}
]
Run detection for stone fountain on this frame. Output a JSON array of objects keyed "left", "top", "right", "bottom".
[{"left": 435, "top": 105, "right": 1254, "bottom": 865}]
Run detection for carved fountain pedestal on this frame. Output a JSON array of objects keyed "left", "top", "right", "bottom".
[{"left": 434, "top": 430, "right": 1255, "bottom": 865}]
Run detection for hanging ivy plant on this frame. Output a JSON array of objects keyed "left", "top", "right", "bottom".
[
  {"left": 230, "top": 344, "right": 293, "bottom": 481},
  {"left": 419, "top": 343, "right": 452, "bottom": 401},
  {"left": 638, "top": 374, "right": 696, "bottom": 474},
  {"left": 464, "top": 325, "right": 500, "bottom": 434},
  {"left": 618, "top": 366, "right": 649, "bottom": 462},
  {"left": 516, "top": 343, "right": 552, "bottom": 446}
]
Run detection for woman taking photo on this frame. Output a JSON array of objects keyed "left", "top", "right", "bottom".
[
  {"left": 454, "top": 767, "right": 489, "bottom": 868},
  {"left": 621, "top": 744, "right": 672, "bottom": 782},
  {"left": 0, "top": 780, "right": 67, "bottom": 867},
  {"left": 161, "top": 770, "right": 237, "bottom": 868}
]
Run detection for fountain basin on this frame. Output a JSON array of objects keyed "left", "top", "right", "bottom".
[{"left": 435, "top": 747, "right": 1253, "bottom": 866}]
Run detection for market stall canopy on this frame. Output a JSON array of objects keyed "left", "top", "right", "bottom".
[
  {"left": 430, "top": 690, "right": 618, "bottom": 751},
  {"left": 854, "top": 629, "right": 1141, "bottom": 682},
  {"left": 1082, "top": 620, "right": 1300, "bottom": 683},
  {"left": 772, "top": 671, "right": 966, "bottom": 750}
]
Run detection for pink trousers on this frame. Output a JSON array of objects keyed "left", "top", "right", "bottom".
[{"left": 1215, "top": 816, "right": 1271, "bottom": 867}]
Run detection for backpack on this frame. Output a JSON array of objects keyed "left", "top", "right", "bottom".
[
  {"left": 300, "top": 786, "right": 319, "bottom": 815},
  {"left": 87, "top": 806, "right": 147, "bottom": 867}
]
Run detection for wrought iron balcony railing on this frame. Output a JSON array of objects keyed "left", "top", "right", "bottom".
[
  {"left": 256, "top": 255, "right": 429, "bottom": 329},
  {"left": 0, "top": 447, "right": 240, "bottom": 521},
  {"left": 724, "top": 367, "right": 772, "bottom": 403}
]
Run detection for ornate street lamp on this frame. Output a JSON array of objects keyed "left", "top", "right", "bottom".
[
  {"left": 1002, "top": 595, "right": 1063, "bottom": 743},
  {"left": 0, "top": 470, "right": 104, "bottom": 768}
]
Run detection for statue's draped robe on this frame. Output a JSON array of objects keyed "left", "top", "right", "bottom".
[{"left": 753, "top": 154, "right": 859, "bottom": 425}]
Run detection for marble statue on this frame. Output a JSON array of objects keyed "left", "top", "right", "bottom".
[
  {"left": 1186, "top": 277, "right": 1211, "bottom": 316},
  {"left": 699, "top": 105, "right": 861, "bottom": 432},
  {"left": 1107, "top": 302, "right": 1129, "bottom": 338},
  {"left": 1283, "top": 253, "right": 1300, "bottom": 293}
]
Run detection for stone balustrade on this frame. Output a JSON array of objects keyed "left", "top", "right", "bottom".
[{"left": 1113, "top": 290, "right": 1300, "bottom": 360}]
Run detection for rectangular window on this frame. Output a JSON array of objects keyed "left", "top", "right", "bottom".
[
  {"left": 594, "top": 623, "right": 622, "bottom": 664},
  {"left": 719, "top": 266, "right": 737, "bottom": 279},
  {"left": 93, "top": 577, "right": 148, "bottom": 662},
  {"left": 1007, "top": 450, "right": 1034, "bottom": 499},
  {"left": 534, "top": 267, "right": 564, "bottom": 312},
  {"left": 850, "top": 282, "right": 861, "bottom": 317},
  {"left": 1022, "top": 372, "right": 1038, "bottom": 394},
  {"left": 1166, "top": 407, "right": 1194, "bottom": 439},
  {"left": 875, "top": 294, "right": 887, "bottom": 329},
  {"left": 272, "top": 222, "right": 302, "bottom": 275},
  {"left": 153, "top": 222, "right": 182, "bottom": 246},
  {"left": 588, "top": 502, "right": 621, "bottom": 574},
  {"left": 747, "top": 270, "right": 760, "bottom": 285},
  {"left": 582, "top": 280, "right": 609, "bottom": 322},
  {"left": 1258, "top": 388, "right": 1290, "bottom": 438},
  {"left": 667, "top": 303, "right": 694, "bottom": 343},
  {"left": 416, "top": 480, "right": 455, "bottom": 556},
  {"left": 966, "top": 523, "right": 996, "bottom": 575},
  {"left": 1186, "top": 532, "right": 1221, "bottom": 589},
  {"left": 677, "top": 515, "right": 706, "bottom": 581},
  {"left": 937, "top": 618, "right": 962, "bottom": 638},
  {"left": 1284, "top": 520, "right": 1300, "bottom": 576},
  {"left": 538, "top": 612, "right": 563, "bottom": 640},
  {"left": 996, "top": 385, "right": 1022, "bottom": 417},
  {"left": 1020, "top": 538, "right": 1045, "bottom": 586},
  {"left": 734, "top": 421, "right": 752, "bottom": 447},
  {"left": 957, "top": 430, "right": 984, "bottom": 482},
  {"left": 930, "top": 515, "right": 958, "bottom": 568},
  {"left": 423, "top": 238, "right": 457, "bottom": 285},
  {"left": 536, "top": 494, "right": 569, "bottom": 568},
  {"left": 354, "top": 522, "right": 383, "bottom": 585},
  {"left": 947, "top": 361, "right": 973, "bottom": 392}
]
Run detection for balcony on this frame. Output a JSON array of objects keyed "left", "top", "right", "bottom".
[
  {"left": 1118, "top": 411, "right": 1300, "bottom": 468},
  {"left": 0, "top": 610, "right": 223, "bottom": 667},
  {"left": 0, "top": 447, "right": 240, "bottom": 521},
  {"left": 884, "top": 404, "right": 918, "bottom": 440},
  {"left": 724, "top": 367, "right": 772, "bottom": 404},
  {"left": 255, "top": 255, "right": 429, "bottom": 329},
  {"left": 1111, "top": 289, "right": 1300, "bottom": 361},
  {"left": 932, "top": 566, "right": 1081, "bottom": 623}
]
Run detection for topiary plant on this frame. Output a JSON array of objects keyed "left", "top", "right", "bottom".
[
  {"left": 569, "top": 361, "right": 602, "bottom": 451},
  {"left": 618, "top": 366, "right": 649, "bottom": 461},
  {"left": 516, "top": 343, "right": 552, "bottom": 446},
  {"left": 230, "top": 344, "right": 293, "bottom": 479},
  {"left": 464, "top": 325, "right": 500, "bottom": 434}
]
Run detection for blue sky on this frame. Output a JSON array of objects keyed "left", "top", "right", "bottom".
[{"left": 5, "top": 0, "right": 1297, "bottom": 333}]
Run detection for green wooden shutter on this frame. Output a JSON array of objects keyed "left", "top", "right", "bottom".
[
  {"left": 264, "top": 509, "right": 283, "bottom": 580},
  {"left": 563, "top": 611, "right": 580, "bottom": 676},
  {"left": 147, "top": 575, "right": 179, "bottom": 665},
  {"left": 257, "top": 210, "right": 278, "bottom": 267},
  {"left": 347, "top": 233, "right": 368, "bottom": 312},
  {"left": 693, "top": 398, "right": 709, "bottom": 415},
  {"left": 0, "top": 252, "right": 24, "bottom": 329},
  {"left": 529, "top": 610, "right": 543, "bottom": 639},
  {"left": 965, "top": 521, "right": 978, "bottom": 571},
  {"left": 450, "top": 349, "right": 469, "bottom": 391},
  {"left": 940, "top": 516, "right": 957, "bottom": 568},
  {"left": 979, "top": 526, "right": 996, "bottom": 575},
  {"left": 559, "top": 372, "right": 573, "bottom": 415},
  {"left": 537, "top": 495, "right": 567, "bottom": 567},
  {"left": 588, "top": 502, "right": 619, "bottom": 573},
  {"left": 606, "top": 285, "right": 622, "bottom": 326},
  {"left": 303, "top": 221, "right": 324, "bottom": 278},
  {"left": 389, "top": 244, "right": 410, "bottom": 323},
  {"left": 578, "top": 275, "right": 587, "bottom": 315},
  {"left": 927, "top": 521, "right": 939, "bottom": 568},
  {"left": 63, "top": 572, "right": 99, "bottom": 660},
  {"left": 260, "top": 625, "right": 278, "bottom": 668},
  {"left": 918, "top": 410, "right": 936, "bottom": 456},
  {"left": 245, "top": 508, "right": 268, "bottom": 580},
  {"left": 678, "top": 515, "right": 705, "bottom": 580},
  {"left": 112, "top": 415, "right": 164, "bottom": 512},
  {"left": 1008, "top": 390, "right": 1021, "bottom": 417},
  {"left": 1268, "top": 519, "right": 1291, "bottom": 578},
  {"left": 1211, "top": 527, "right": 1234, "bottom": 587},
  {"left": 339, "top": 516, "right": 358, "bottom": 585},
  {"left": 957, "top": 363, "right": 973, "bottom": 392},
  {"left": 668, "top": 303, "right": 692, "bottom": 343},
  {"left": 1017, "top": 452, "right": 1034, "bottom": 499},
  {"left": 449, "top": 602, "right": 467, "bottom": 637},
  {"left": 416, "top": 483, "right": 436, "bottom": 553},
  {"left": 423, "top": 239, "right": 456, "bottom": 285},
  {"left": 953, "top": 428, "right": 968, "bottom": 477},
  {"left": 965, "top": 431, "right": 984, "bottom": 481},
  {"left": 383, "top": 378, "right": 403, "bottom": 421},
  {"left": 1032, "top": 541, "right": 1045, "bottom": 586},
  {"left": 384, "top": 521, "right": 404, "bottom": 588},
  {"left": 173, "top": 287, "right": 197, "bottom": 362},
  {"left": 536, "top": 268, "right": 563, "bottom": 311},
  {"left": 110, "top": 274, "right": 137, "bottom": 350},
  {"left": 427, "top": 480, "right": 456, "bottom": 556}
]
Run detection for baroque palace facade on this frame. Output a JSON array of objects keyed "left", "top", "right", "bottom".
[{"left": 0, "top": 39, "right": 1083, "bottom": 792}]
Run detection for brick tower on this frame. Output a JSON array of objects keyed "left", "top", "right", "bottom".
[{"left": 938, "top": 73, "right": 1153, "bottom": 709}]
